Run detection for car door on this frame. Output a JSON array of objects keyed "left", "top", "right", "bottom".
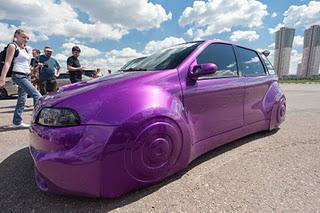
[
  {"left": 183, "top": 43, "right": 245, "bottom": 142},
  {"left": 235, "top": 46, "right": 272, "bottom": 125}
]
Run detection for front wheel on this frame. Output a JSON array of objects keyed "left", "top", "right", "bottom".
[{"left": 124, "top": 118, "right": 183, "bottom": 182}]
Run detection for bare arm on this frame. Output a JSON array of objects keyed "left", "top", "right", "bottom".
[
  {"left": 67, "top": 65, "right": 84, "bottom": 72},
  {"left": 55, "top": 67, "right": 61, "bottom": 77},
  {"left": 0, "top": 44, "right": 16, "bottom": 87}
]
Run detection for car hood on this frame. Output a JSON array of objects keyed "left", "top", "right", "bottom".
[
  {"left": 33, "top": 68, "right": 182, "bottom": 126},
  {"left": 39, "top": 71, "right": 158, "bottom": 107}
]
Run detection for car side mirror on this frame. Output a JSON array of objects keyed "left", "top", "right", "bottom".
[
  {"left": 262, "top": 50, "right": 270, "bottom": 57},
  {"left": 188, "top": 63, "right": 217, "bottom": 81}
]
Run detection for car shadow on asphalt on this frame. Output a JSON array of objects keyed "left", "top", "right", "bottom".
[
  {"left": 0, "top": 96, "right": 18, "bottom": 101},
  {"left": 0, "top": 125, "right": 29, "bottom": 132},
  {"left": 0, "top": 108, "right": 33, "bottom": 114},
  {"left": 0, "top": 129, "right": 279, "bottom": 212}
]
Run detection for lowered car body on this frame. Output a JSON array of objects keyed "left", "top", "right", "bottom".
[{"left": 30, "top": 40, "right": 286, "bottom": 198}]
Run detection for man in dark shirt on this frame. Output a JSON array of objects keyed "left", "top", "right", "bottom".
[
  {"left": 67, "top": 46, "right": 85, "bottom": 83},
  {"left": 38, "top": 46, "right": 60, "bottom": 95}
]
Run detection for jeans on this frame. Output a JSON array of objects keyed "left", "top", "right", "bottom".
[
  {"left": 40, "top": 79, "right": 57, "bottom": 95},
  {"left": 11, "top": 73, "right": 42, "bottom": 125},
  {"left": 70, "top": 72, "right": 82, "bottom": 83}
]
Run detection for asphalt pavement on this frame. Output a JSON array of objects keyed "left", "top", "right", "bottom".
[{"left": 0, "top": 84, "right": 319, "bottom": 212}]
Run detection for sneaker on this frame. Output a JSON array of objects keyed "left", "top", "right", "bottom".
[{"left": 12, "top": 123, "right": 30, "bottom": 128}]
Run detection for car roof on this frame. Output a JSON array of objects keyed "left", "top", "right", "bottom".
[
  {"left": 212, "top": 39, "right": 260, "bottom": 52},
  {"left": 183, "top": 39, "right": 260, "bottom": 53}
]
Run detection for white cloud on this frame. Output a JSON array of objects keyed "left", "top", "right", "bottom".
[
  {"left": 293, "top": 35, "right": 304, "bottom": 48},
  {"left": 283, "top": 1, "right": 320, "bottom": 29},
  {"left": 144, "top": 37, "right": 185, "bottom": 54},
  {"left": 269, "top": 1, "right": 320, "bottom": 35},
  {"left": 268, "top": 43, "right": 275, "bottom": 49},
  {"left": 55, "top": 53, "right": 68, "bottom": 62},
  {"left": 268, "top": 23, "right": 283, "bottom": 34},
  {"left": 66, "top": 0, "right": 172, "bottom": 31},
  {"left": 271, "top": 12, "right": 277, "bottom": 18},
  {"left": 0, "top": 0, "right": 171, "bottom": 42},
  {"left": 65, "top": 38, "right": 83, "bottom": 44},
  {"left": 230, "top": 30, "right": 260, "bottom": 42},
  {"left": 179, "top": 0, "right": 268, "bottom": 39},
  {"left": 0, "top": 23, "right": 16, "bottom": 43},
  {"left": 0, "top": 23, "right": 40, "bottom": 52},
  {"left": 105, "top": 48, "right": 145, "bottom": 71},
  {"left": 60, "top": 43, "right": 101, "bottom": 58},
  {"left": 0, "top": 42, "right": 7, "bottom": 50},
  {"left": 0, "top": 0, "right": 126, "bottom": 41},
  {"left": 186, "top": 29, "right": 194, "bottom": 37}
]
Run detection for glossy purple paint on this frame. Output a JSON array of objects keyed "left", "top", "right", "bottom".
[
  {"left": 29, "top": 40, "right": 286, "bottom": 198},
  {"left": 189, "top": 63, "right": 217, "bottom": 80}
]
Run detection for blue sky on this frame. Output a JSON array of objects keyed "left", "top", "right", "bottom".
[{"left": 0, "top": 0, "right": 319, "bottom": 73}]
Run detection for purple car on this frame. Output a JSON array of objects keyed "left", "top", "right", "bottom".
[{"left": 30, "top": 40, "right": 286, "bottom": 198}]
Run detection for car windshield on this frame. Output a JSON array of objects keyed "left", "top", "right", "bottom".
[
  {"left": 123, "top": 42, "right": 202, "bottom": 71},
  {"left": 120, "top": 57, "right": 147, "bottom": 71}
]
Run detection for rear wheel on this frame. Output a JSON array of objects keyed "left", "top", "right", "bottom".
[
  {"left": 0, "top": 88, "right": 8, "bottom": 100},
  {"left": 277, "top": 98, "right": 286, "bottom": 123},
  {"left": 269, "top": 97, "right": 286, "bottom": 130}
]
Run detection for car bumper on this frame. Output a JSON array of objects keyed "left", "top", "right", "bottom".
[{"left": 29, "top": 124, "right": 116, "bottom": 197}]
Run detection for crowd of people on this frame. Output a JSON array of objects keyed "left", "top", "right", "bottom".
[{"left": 0, "top": 29, "right": 105, "bottom": 128}]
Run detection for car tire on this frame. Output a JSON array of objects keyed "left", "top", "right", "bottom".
[
  {"left": 269, "top": 97, "right": 286, "bottom": 130},
  {"left": 124, "top": 117, "right": 183, "bottom": 182},
  {"left": 0, "top": 88, "right": 8, "bottom": 100},
  {"left": 276, "top": 98, "right": 286, "bottom": 123}
]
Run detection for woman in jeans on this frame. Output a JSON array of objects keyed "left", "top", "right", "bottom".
[{"left": 0, "top": 29, "right": 42, "bottom": 128}]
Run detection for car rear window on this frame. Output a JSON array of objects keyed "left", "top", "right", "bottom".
[
  {"left": 236, "top": 47, "right": 266, "bottom": 77},
  {"left": 260, "top": 53, "right": 276, "bottom": 75}
]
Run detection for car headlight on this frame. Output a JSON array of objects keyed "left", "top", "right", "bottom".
[{"left": 36, "top": 108, "right": 80, "bottom": 127}]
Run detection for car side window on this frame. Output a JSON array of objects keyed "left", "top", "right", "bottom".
[
  {"left": 196, "top": 43, "right": 238, "bottom": 79},
  {"left": 259, "top": 53, "right": 276, "bottom": 75},
  {"left": 236, "top": 47, "right": 266, "bottom": 77}
]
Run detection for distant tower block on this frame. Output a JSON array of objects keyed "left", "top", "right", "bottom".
[
  {"left": 297, "top": 63, "right": 302, "bottom": 74},
  {"left": 298, "top": 25, "right": 320, "bottom": 78},
  {"left": 274, "top": 27, "right": 295, "bottom": 78}
]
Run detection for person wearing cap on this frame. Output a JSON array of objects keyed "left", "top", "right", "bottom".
[
  {"left": 67, "top": 46, "right": 85, "bottom": 83},
  {"left": 38, "top": 46, "right": 60, "bottom": 95}
]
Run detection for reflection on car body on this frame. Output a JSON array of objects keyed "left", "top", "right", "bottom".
[
  {"left": 120, "top": 56, "right": 147, "bottom": 71},
  {"left": 30, "top": 40, "right": 286, "bottom": 198}
]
